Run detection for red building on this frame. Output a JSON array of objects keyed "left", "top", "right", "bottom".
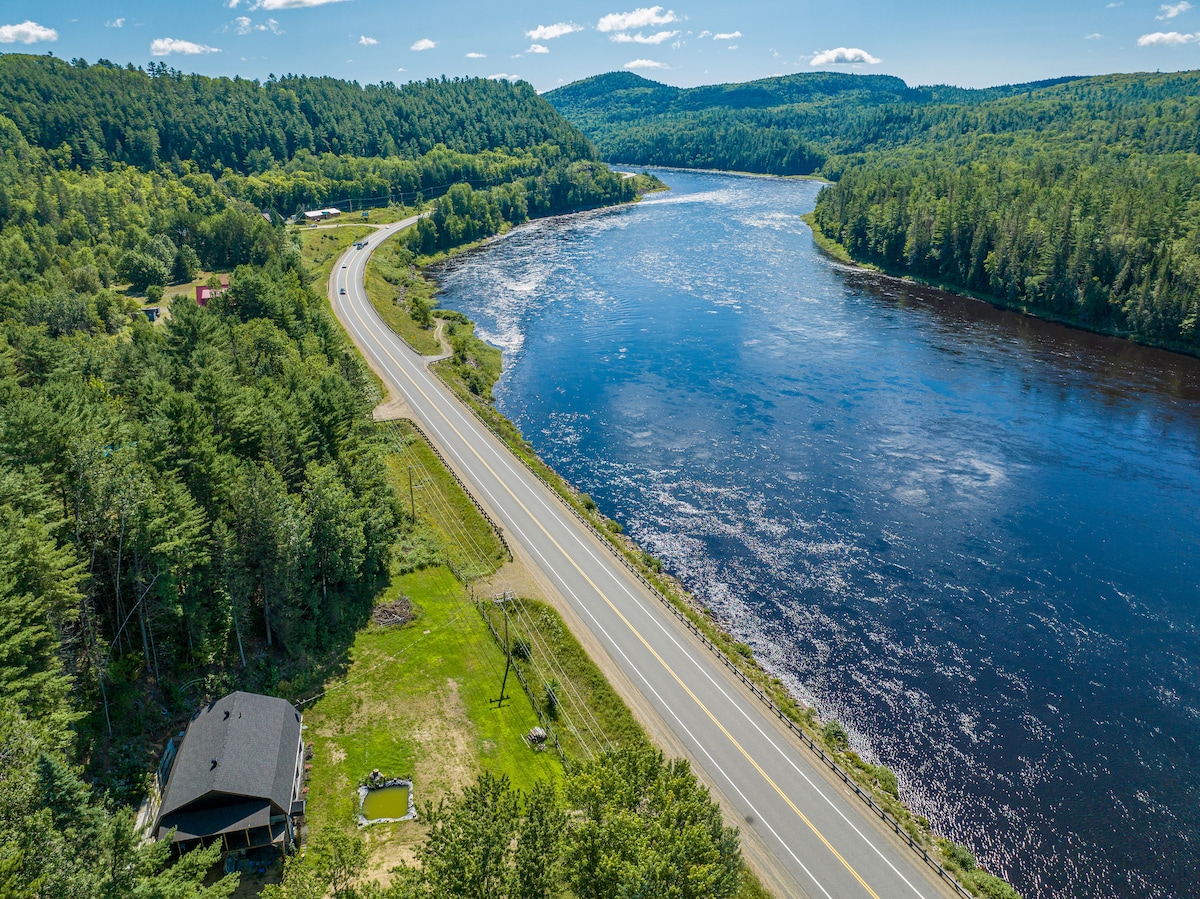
[{"left": 196, "top": 282, "right": 229, "bottom": 306}]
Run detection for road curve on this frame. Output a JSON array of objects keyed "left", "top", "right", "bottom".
[{"left": 330, "top": 216, "right": 961, "bottom": 899}]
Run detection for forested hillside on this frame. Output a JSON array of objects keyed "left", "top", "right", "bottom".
[
  {"left": 0, "top": 54, "right": 640, "bottom": 897},
  {"left": 0, "top": 54, "right": 592, "bottom": 172},
  {"left": 548, "top": 70, "right": 1200, "bottom": 351}
]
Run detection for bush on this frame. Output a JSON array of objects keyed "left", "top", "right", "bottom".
[
  {"left": 510, "top": 635, "right": 531, "bottom": 661},
  {"left": 942, "top": 840, "right": 977, "bottom": 872},
  {"left": 640, "top": 552, "right": 663, "bottom": 573},
  {"left": 821, "top": 719, "right": 850, "bottom": 751},
  {"left": 965, "top": 870, "right": 1023, "bottom": 899}
]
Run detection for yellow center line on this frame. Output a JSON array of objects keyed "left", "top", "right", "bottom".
[{"left": 339, "top": 234, "right": 881, "bottom": 899}]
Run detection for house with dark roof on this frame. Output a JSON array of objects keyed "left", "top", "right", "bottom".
[{"left": 155, "top": 691, "right": 306, "bottom": 858}]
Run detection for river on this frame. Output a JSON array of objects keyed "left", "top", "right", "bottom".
[{"left": 433, "top": 169, "right": 1200, "bottom": 899}]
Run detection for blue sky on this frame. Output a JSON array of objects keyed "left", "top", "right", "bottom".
[{"left": 2, "top": 1, "right": 1198, "bottom": 91}]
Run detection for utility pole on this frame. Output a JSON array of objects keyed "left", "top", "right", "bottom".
[
  {"left": 408, "top": 467, "right": 416, "bottom": 521},
  {"left": 490, "top": 594, "right": 512, "bottom": 708}
]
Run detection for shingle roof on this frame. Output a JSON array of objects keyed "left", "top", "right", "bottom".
[
  {"left": 159, "top": 799, "right": 271, "bottom": 842},
  {"left": 158, "top": 691, "right": 302, "bottom": 830}
]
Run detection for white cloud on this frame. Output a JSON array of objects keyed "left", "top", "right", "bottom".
[
  {"left": 526, "top": 22, "right": 582, "bottom": 40},
  {"left": 598, "top": 6, "right": 677, "bottom": 33},
  {"left": 624, "top": 57, "right": 668, "bottom": 69},
  {"left": 811, "top": 46, "right": 881, "bottom": 65},
  {"left": 230, "top": 16, "right": 283, "bottom": 35},
  {"left": 1158, "top": 1, "right": 1192, "bottom": 19},
  {"left": 227, "top": 0, "right": 240, "bottom": 7},
  {"left": 0, "top": 20, "right": 58, "bottom": 44},
  {"left": 1084, "top": 32, "right": 1102, "bottom": 39},
  {"left": 150, "top": 37, "right": 221, "bottom": 55},
  {"left": 465, "top": 51, "right": 486, "bottom": 58},
  {"left": 410, "top": 37, "right": 437, "bottom": 51},
  {"left": 527, "top": 43, "right": 549, "bottom": 53},
  {"left": 105, "top": 17, "right": 125, "bottom": 28},
  {"left": 359, "top": 35, "right": 377, "bottom": 45},
  {"left": 396, "top": 67, "right": 406, "bottom": 72},
  {"left": 611, "top": 29, "right": 678, "bottom": 43},
  {"left": 1137, "top": 29, "right": 1199, "bottom": 43},
  {"left": 253, "top": 0, "right": 349, "bottom": 8},
  {"left": 488, "top": 72, "right": 519, "bottom": 81},
  {"left": 714, "top": 30, "right": 741, "bottom": 40},
  {"left": 698, "top": 29, "right": 711, "bottom": 38},
  {"left": 1106, "top": 1, "right": 1123, "bottom": 5}
]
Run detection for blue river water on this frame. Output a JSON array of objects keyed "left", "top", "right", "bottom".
[{"left": 433, "top": 170, "right": 1200, "bottom": 899}]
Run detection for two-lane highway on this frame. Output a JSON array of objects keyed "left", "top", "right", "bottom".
[{"left": 331, "top": 217, "right": 960, "bottom": 899}]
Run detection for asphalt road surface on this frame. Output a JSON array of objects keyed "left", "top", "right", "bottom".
[{"left": 331, "top": 216, "right": 962, "bottom": 899}]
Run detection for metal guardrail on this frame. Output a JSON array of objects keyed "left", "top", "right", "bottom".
[{"left": 430, "top": 371, "right": 976, "bottom": 899}]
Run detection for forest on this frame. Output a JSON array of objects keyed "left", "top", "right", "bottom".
[
  {"left": 548, "top": 69, "right": 1200, "bottom": 351},
  {"left": 0, "top": 54, "right": 655, "bottom": 898}
]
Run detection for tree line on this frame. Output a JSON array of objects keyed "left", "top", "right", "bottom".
[
  {"left": 404, "top": 163, "right": 654, "bottom": 257},
  {"left": 264, "top": 747, "right": 743, "bottom": 899}
]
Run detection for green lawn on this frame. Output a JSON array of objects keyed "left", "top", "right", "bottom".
[
  {"left": 479, "top": 596, "right": 646, "bottom": 763},
  {"left": 380, "top": 420, "right": 506, "bottom": 581},
  {"left": 301, "top": 565, "right": 560, "bottom": 863}
]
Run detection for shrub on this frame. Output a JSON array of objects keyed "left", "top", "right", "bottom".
[
  {"left": 942, "top": 840, "right": 977, "bottom": 872},
  {"left": 821, "top": 719, "right": 850, "bottom": 751},
  {"left": 510, "top": 635, "right": 531, "bottom": 661},
  {"left": 965, "top": 870, "right": 1023, "bottom": 899}
]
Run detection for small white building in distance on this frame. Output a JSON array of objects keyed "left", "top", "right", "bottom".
[{"left": 303, "top": 208, "right": 342, "bottom": 221}]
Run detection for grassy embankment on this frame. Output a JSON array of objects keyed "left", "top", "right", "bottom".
[{"left": 361, "top": 219, "right": 1019, "bottom": 898}]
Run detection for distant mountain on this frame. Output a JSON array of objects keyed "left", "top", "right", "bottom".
[
  {"left": 545, "top": 69, "right": 1200, "bottom": 176},
  {"left": 546, "top": 71, "right": 916, "bottom": 175}
]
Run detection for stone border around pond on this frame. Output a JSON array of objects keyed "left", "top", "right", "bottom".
[{"left": 356, "top": 778, "right": 417, "bottom": 827}]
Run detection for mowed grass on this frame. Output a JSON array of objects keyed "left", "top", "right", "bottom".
[
  {"left": 296, "top": 224, "right": 377, "bottom": 289},
  {"left": 301, "top": 566, "right": 560, "bottom": 856},
  {"left": 300, "top": 421, "right": 553, "bottom": 867}
]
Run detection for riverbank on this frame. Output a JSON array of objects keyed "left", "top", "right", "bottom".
[
  {"left": 361, "top": 210, "right": 1024, "bottom": 899},
  {"left": 611, "top": 161, "right": 832, "bottom": 183},
  {"left": 802, "top": 213, "right": 1200, "bottom": 360}
]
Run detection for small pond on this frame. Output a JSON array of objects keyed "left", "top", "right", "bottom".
[{"left": 357, "top": 779, "right": 415, "bottom": 825}]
